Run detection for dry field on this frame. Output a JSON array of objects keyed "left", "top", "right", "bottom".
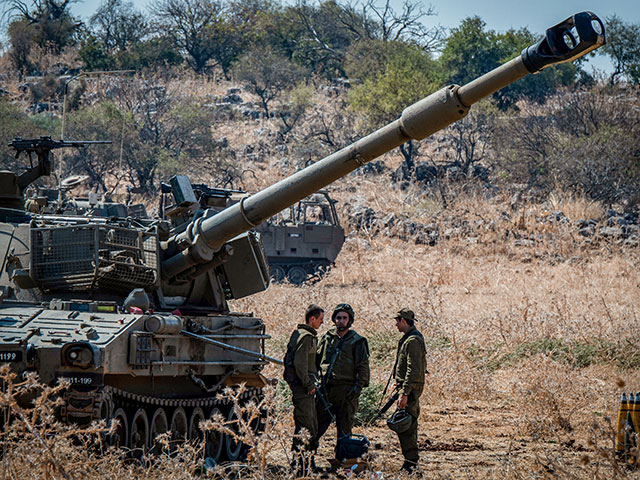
[{"left": 239, "top": 191, "right": 640, "bottom": 479}]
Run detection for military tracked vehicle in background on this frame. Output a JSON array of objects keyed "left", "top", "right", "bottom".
[
  {"left": 256, "top": 191, "right": 345, "bottom": 285},
  {"left": 0, "top": 11, "right": 604, "bottom": 461}
]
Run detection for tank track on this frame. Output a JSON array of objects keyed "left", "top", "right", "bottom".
[{"left": 61, "top": 384, "right": 261, "bottom": 424}]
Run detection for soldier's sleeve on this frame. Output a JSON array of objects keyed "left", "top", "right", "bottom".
[
  {"left": 354, "top": 338, "right": 370, "bottom": 389},
  {"left": 294, "top": 335, "right": 315, "bottom": 392},
  {"left": 316, "top": 333, "right": 327, "bottom": 372},
  {"left": 401, "top": 337, "right": 425, "bottom": 395}
]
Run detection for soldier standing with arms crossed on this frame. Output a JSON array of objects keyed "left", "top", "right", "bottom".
[
  {"left": 315, "top": 303, "right": 370, "bottom": 452},
  {"left": 391, "top": 308, "right": 427, "bottom": 474},
  {"left": 283, "top": 304, "right": 325, "bottom": 473}
]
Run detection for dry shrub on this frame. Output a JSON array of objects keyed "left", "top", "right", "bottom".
[{"left": 548, "top": 190, "right": 606, "bottom": 221}]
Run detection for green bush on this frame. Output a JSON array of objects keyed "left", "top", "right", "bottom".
[{"left": 355, "top": 381, "right": 386, "bottom": 425}]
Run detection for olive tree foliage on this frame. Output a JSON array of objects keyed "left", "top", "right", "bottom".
[
  {"left": 233, "top": 46, "right": 308, "bottom": 116},
  {"left": 3, "top": 0, "right": 82, "bottom": 71},
  {"left": 491, "top": 86, "right": 640, "bottom": 206},
  {"left": 89, "top": 0, "right": 147, "bottom": 52},
  {"left": 149, "top": 0, "right": 224, "bottom": 73},
  {"left": 601, "top": 15, "right": 640, "bottom": 86}
]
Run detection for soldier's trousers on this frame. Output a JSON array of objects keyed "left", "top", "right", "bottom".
[
  {"left": 396, "top": 390, "right": 421, "bottom": 464},
  {"left": 316, "top": 384, "right": 358, "bottom": 442},
  {"left": 292, "top": 387, "right": 318, "bottom": 453}
]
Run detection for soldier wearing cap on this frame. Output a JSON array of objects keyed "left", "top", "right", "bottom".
[
  {"left": 315, "top": 303, "right": 370, "bottom": 450},
  {"left": 392, "top": 307, "right": 427, "bottom": 473},
  {"left": 283, "top": 304, "right": 325, "bottom": 470}
]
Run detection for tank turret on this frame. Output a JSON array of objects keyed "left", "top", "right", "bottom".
[{"left": 0, "top": 12, "right": 604, "bottom": 458}]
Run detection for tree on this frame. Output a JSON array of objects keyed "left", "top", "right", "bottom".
[
  {"left": 490, "top": 86, "right": 640, "bottom": 204},
  {"left": 439, "top": 17, "right": 497, "bottom": 86},
  {"left": 286, "top": 0, "right": 365, "bottom": 78},
  {"left": 6, "top": 18, "right": 35, "bottom": 71},
  {"left": 438, "top": 99, "right": 496, "bottom": 178},
  {"left": 276, "top": 83, "right": 314, "bottom": 136},
  {"left": 4, "top": 0, "right": 82, "bottom": 71},
  {"left": 361, "top": 0, "right": 441, "bottom": 48},
  {"left": 601, "top": 15, "right": 640, "bottom": 85},
  {"left": 63, "top": 102, "right": 123, "bottom": 192},
  {"left": 348, "top": 40, "right": 440, "bottom": 172},
  {"left": 214, "top": 0, "right": 280, "bottom": 78},
  {"left": 89, "top": 0, "right": 147, "bottom": 52},
  {"left": 0, "top": 98, "right": 56, "bottom": 172},
  {"left": 282, "top": 0, "right": 441, "bottom": 78},
  {"left": 348, "top": 40, "right": 440, "bottom": 126},
  {"left": 440, "top": 17, "right": 577, "bottom": 108},
  {"left": 150, "top": 0, "right": 224, "bottom": 73},
  {"left": 5, "top": 0, "right": 81, "bottom": 53},
  {"left": 233, "top": 46, "right": 308, "bottom": 116}
]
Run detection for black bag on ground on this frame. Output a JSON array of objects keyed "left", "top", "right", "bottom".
[{"left": 336, "top": 433, "right": 370, "bottom": 461}]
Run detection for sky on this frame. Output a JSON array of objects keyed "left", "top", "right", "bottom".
[{"left": 64, "top": 0, "right": 640, "bottom": 74}]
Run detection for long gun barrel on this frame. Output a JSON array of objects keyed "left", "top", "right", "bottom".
[{"left": 161, "top": 12, "right": 605, "bottom": 278}]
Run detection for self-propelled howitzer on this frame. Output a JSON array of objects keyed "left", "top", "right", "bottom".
[{"left": 0, "top": 11, "right": 604, "bottom": 459}]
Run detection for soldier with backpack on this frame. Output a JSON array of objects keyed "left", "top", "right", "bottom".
[{"left": 283, "top": 304, "right": 325, "bottom": 472}]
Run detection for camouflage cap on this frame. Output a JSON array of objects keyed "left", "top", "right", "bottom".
[{"left": 395, "top": 308, "right": 415, "bottom": 322}]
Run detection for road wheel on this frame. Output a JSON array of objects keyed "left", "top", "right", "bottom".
[
  {"left": 270, "top": 265, "right": 286, "bottom": 283},
  {"left": 110, "top": 408, "right": 128, "bottom": 448},
  {"left": 169, "top": 407, "right": 188, "bottom": 452},
  {"left": 286, "top": 266, "right": 307, "bottom": 285},
  {"left": 150, "top": 408, "right": 169, "bottom": 454},
  {"left": 205, "top": 407, "right": 224, "bottom": 462},
  {"left": 224, "top": 407, "right": 243, "bottom": 461},
  {"left": 130, "top": 408, "right": 149, "bottom": 458},
  {"left": 189, "top": 407, "right": 205, "bottom": 442}
]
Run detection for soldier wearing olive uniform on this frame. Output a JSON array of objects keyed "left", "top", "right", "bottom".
[
  {"left": 315, "top": 303, "right": 370, "bottom": 447},
  {"left": 392, "top": 308, "right": 427, "bottom": 473},
  {"left": 283, "top": 304, "right": 325, "bottom": 459}
]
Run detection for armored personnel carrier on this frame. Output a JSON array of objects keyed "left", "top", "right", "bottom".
[
  {"left": 256, "top": 191, "right": 345, "bottom": 285},
  {"left": 0, "top": 11, "right": 604, "bottom": 461}
]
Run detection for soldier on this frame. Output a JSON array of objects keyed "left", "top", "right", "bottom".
[
  {"left": 316, "top": 303, "right": 370, "bottom": 450},
  {"left": 392, "top": 308, "right": 427, "bottom": 473},
  {"left": 283, "top": 304, "right": 325, "bottom": 471}
]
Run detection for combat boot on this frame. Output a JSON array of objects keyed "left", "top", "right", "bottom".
[{"left": 401, "top": 460, "right": 419, "bottom": 475}]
